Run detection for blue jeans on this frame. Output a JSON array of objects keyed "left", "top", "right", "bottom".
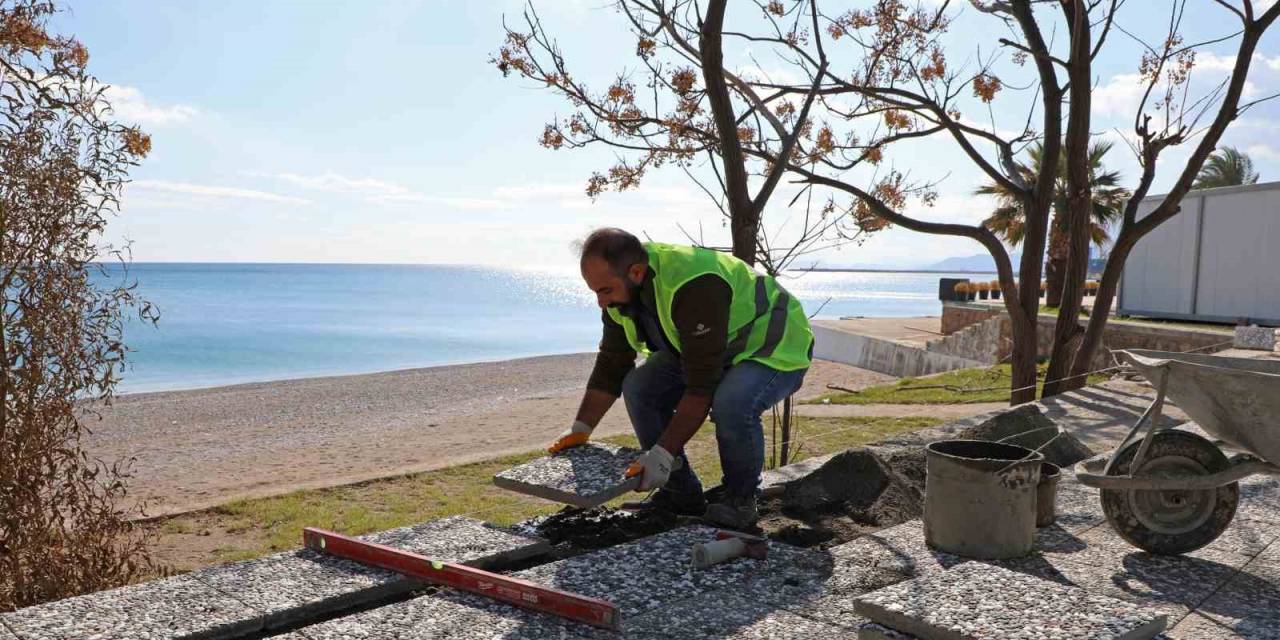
[{"left": 621, "top": 350, "right": 807, "bottom": 499}]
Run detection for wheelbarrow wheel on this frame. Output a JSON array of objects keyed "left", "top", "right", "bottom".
[{"left": 1101, "top": 430, "right": 1239, "bottom": 555}]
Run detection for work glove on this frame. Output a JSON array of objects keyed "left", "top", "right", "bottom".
[
  {"left": 624, "top": 445, "right": 675, "bottom": 491},
  {"left": 547, "top": 420, "right": 593, "bottom": 454}
]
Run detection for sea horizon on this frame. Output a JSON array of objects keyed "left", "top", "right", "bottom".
[{"left": 96, "top": 262, "right": 979, "bottom": 395}]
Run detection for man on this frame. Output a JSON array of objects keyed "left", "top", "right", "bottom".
[{"left": 548, "top": 228, "right": 813, "bottom": 529}]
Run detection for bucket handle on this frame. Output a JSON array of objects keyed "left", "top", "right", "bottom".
[{"left": 995, "top": 430, "right": 1065, "bottom": 476}]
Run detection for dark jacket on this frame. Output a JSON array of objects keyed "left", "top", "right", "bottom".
[{"left": 586, "top": 269, "right": 730, "bottom": 396}]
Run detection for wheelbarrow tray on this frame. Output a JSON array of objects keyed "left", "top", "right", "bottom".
[
  {"left": 1075, "top": 349, "right": 1280, "bottom": 490},
  {"left": 1122, "top": 349, "right": 1280, "bottom": 463}
]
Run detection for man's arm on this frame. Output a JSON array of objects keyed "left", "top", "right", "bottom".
[
  {"left": 659, "top": 275, "right": 731, "bottom": 454},
  {"left": 550, "top": 311, "right": 635, "bottom": 453},
  {"left": 626, "top": 275, "right": 730, "bottom": 489},
  {"left": 574, "top": 388, "right": 617, "bottom": 428}
]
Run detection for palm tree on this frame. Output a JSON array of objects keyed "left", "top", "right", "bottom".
[
  {"left": 1194, "top": 146, "right": 1259, "bottom": 189},
  {"left": 976, "top": 141, "right": 1129, "bottom": 307}
]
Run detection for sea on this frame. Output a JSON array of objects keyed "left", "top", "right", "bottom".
[{"left": 95, "top": 263, "right": 989, "bottom": 394}]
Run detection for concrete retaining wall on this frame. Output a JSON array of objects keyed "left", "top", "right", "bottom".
[
  {"left": 812, "top": 323, "right": 985, "bottom": 378},
  {"left": 941, "top": 302, "right": 1002, "bottom": 334},
  {"left": 925, "top": 316, "right": 1003, "bottom": 365},
  {"left": 931, "top": 302, "right": 1233, "bottom": 371}
]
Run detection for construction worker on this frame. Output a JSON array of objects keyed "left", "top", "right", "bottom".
[{"left": 548, "top": 228, "right": 813, "bottom": 529}]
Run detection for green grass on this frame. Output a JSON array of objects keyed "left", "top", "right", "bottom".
[
  {"left": 1038, "top": 304, "right": 1088, "bottom": 317},
  {"left": 156, "top": 415, "right": 943, "bottom": 568},
  {"left": 808, "top": 363, "right": 1111, "bottom": 406}
]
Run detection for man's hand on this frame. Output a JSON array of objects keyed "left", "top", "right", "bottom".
[
  {"left": 624, "top": 445, "right": 675, "bottom": 491},
  {"left": 547, "top": 420, "right": 593, "bottom": 454}
]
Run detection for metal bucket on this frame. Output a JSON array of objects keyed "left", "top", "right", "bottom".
[
  {"left": 924, "top": 440, "right": 1044, "bottom": 559},
  {"left": 1036, "top": 462, "right": 1061, "bottom": 528}
]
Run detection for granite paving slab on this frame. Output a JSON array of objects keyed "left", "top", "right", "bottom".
[
  {"left": 1233, "top": 325, "right": 1277, "bottom": 351},
  {"left": 494, "top": 442, "right": 642, "bottom": 507},
  {"left": 1167, "top": 611, "right": 1275, "bottom": 640},
  {"left": 857, "top": 622, "right": 921, "bottom": 639},
  {"left": 854, "top": 561, "right": 1168, "bottom": 640},
  {"left": 1181, "top": 559, "right": 1280, "bottom": 639},
  {"left": 1052, "top": 477, "right": 1107, "bottom": 534},
  {"left": 189, "top": 516, "right": 548, "bottom": 630},
  {"left": 767, "top": 552, "right": 913, "bottom": 631},
  {"left": 359, "top": 515, "right": 552, "bottom": 562},
  {"left": 276, "top": 588, "right": 613, "bottom": 640},
  {"left": 1182, "top": 516, "right": 1277, "bottom": 566},
  {"left": 514, "top": 525, "right": 817, "bottom": 619},
  {"left": 1001, "top": 560, "right": 1193, "bottom": 627},
  {"left": 626, "top": 590, "right": 859, "bottom": 639},
  {"left": 827, "top": 520, "right": 966, "bottom": 577},
  {"left": 1234, "top": 475, "right": 1280, "bottom": 526},
  {"left": 0, "top": 574, "right": 262, "bottom": 640}
]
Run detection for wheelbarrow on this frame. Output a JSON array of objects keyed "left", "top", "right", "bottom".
[{"left": 1074, "top": 349, "right": 1280, "bottom": 554}]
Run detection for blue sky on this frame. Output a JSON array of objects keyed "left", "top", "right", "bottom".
[{"left": 55, "top": 1, "right": 1280, "bottom": 269}]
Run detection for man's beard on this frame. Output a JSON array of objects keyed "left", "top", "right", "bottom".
[{"left": 609, "top": 279, "right": 644, "bottom": 316}]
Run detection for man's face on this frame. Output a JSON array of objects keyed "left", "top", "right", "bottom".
[{"left": 581, "top": 256, "right": 645, "bottom": 310}]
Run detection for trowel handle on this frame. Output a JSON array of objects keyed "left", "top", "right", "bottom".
[{"left": 691, "top": 537, "right": 748, "bottom": 569}]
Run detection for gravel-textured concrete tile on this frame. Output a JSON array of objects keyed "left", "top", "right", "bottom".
[
  {"left": 189, "top": 548, "right": 399, "bottom": 630},
  {"left": 361, "top": 516, "right": 551, "bottom": 564},
  {"left": 1185, "top": 559, "right": 1280, "bottom": 639},
  {"left": 289, "top": 589, "right": 614, "bottom": 640},
  {"left": 1183, "top": 516, "right": 1278, "bottom": 566},
  {"left": 494, "top": 443, "right": 642, "bottom": 507},
  {"left": 856, "top": 622, "right": 918, "bottom": 639},
  {"left": 0, "top": 574, "right": 262, "bottom": 640},
  {"left": 998, "top": 560, "right": 1193, "bottom": 627},
  {"left": 1052, "top": 479, "right": 1107, "bottom": 534},
  {"left": 189, "top": 516, "right": 548, "bottom": 630},
  {"left": 854, "top": 562, "right": 1168, "bottom": 639},
  {"left": 514, "top": 526, "right": 807, "bottom": 619},
  {"left": 1066, "top": 528, "right": 1241, "bottom": 598},
  {"left": 1235, "top": 476, "right": 1280, "bottom": 525},
  {"left": 1167, "top": 611, "right": 1266, "bottom": 639},
  {"left": 772, "top": 566, "right": 911, "bottom": 631},
  {"left": 827, "top": 521, "right": 967, "bottom": 577},
  {"left": 626, "top": 590, "right": 858, "bottom": 639}
]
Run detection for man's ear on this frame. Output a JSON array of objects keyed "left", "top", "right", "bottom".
[{"left": 627, "top": 262, "right": 646, "bottom": 284}]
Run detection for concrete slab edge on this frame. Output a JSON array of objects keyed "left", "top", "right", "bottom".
[
  {"left": 188, "top": 528, "right": 552, "bottom": 633},
  {"left": 492, "top": 474, "right": 639, "bottom": 508}
]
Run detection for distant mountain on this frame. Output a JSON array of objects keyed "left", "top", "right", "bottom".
[{"left": 923, "top": 252, "right": 1023, "bottom": 273}]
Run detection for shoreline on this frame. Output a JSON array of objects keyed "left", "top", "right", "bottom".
[
  {"left": 84, "top": 352, "right": 891, "bottom": 517},
  {"left": 111, "top": 348, "right": 598, "bottom": 397}
]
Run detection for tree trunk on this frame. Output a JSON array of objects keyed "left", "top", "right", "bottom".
[
  {"left": 1057, "top": 230, "right": 1130, "bottom": 393},
  {"left": 698, "top": 0, "right": 756, "bottom": 265},
  {"left": 1044, "top": 219, "right": 1068, "bottom": 307},
  {"left": 1007, "top": 310, "right": 1039, "bottom": 406},
  {"left": 1042, "top": 0, "right": 1092, "bottom": 398},
  {"left": 779, "top": 395, "right": 793, "bottom": 467}
]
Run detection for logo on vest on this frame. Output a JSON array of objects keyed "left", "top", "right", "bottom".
[{"left": 692, "top": 323, "right": 710, "bottom": 336}]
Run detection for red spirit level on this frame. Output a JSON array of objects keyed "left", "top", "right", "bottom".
[{"left": 302, "top": 527, "right": 621, "bottom": 631}]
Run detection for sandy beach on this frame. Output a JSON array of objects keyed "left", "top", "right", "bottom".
[{"left": 83, "top": 353, "right": 890, "bottom": 517}]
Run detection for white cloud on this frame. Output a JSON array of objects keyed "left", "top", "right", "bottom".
[
  {"left": 909, "top": 192, "right": 997, "bottom": 226},
  {"left": 262, "top": 171, "right": 710, "bottom": 213},
  {"left": 1093, "top": 73, "right": 1147, "bottom": 117},
  {"left": 1245, "top": 143, "right": 1280, "bottom": 160},
  {"left": 127, "top": 180, "right": 311, "bottom": 205},
  {"left": 735, "top": 64, "right": 805, "bottom": 87},
  {"left": 103, "top": 85, "right": 198, "bottom": 126}
]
